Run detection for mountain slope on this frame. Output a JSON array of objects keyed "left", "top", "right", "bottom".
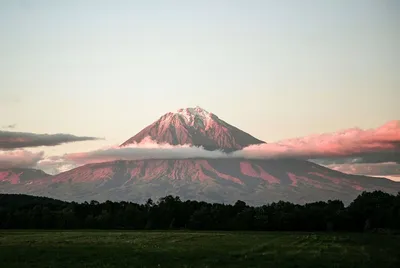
[
  {"left": 12, "top": 158, "right": 399, "bottom": 205},
  {"left": 121, "top": 106, "right": 265, "bottom": 151},
  {"left": 0, "top": 168, "right": 51, "bottom": 184}
]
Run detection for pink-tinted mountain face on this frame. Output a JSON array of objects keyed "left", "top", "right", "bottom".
[
  {"left": 0, "top": 168, "right": 50, "bottom": 185},
  {"left": 120, "top": 106, "right": 265, "bottom": 151},
  {"left": 23, "top": 158, "right": 399, "bottom": 205}
]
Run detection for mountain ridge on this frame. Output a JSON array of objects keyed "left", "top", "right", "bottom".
[{"left": 2, "top": 158, "right": 399, "bottom": 205}]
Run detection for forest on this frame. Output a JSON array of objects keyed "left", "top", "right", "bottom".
[{"left": 0, "top": 191, "right": 399, "bottom": 232}]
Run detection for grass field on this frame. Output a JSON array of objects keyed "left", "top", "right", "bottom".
[{"left": 0, "top": 231, "right": 399, "bottom": 268}]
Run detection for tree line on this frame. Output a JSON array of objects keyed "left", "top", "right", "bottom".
[{"left": 0, "top": 191, "right": 399, "bottom": 232}]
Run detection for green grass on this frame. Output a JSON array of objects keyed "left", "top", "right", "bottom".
[{"left": 0, "top": 231, "right": 399, "bottom": 268}]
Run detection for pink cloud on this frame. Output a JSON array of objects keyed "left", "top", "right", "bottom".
[
  {"left": 0, "top": 150, "right": 44, "bottom": 169},
  {"left": 8, "top": 120, "right": 393, "bottom": 176},
  {"left": 236, "top": 120, "right": 400, "bottom": 160},
  {"left": 62, "top": 120, "right": 400, "bottom": 169}
]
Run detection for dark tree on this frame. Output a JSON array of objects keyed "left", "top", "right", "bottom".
[{"left": 1, "top": 191, "right": 399, "bottom": 232}]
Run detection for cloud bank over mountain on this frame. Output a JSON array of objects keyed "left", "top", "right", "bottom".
[
  {"left": 65, "top": 142, "right": 227, "bottom": 165},
  {"left": 64, "top": 120, "right": 399, "bottom": 159},
  {"left": 1, "top": 120, "right": 399, "bottom": 178},
  {"left": 239, "top": 120, "right": 399, "bottom": 161}
]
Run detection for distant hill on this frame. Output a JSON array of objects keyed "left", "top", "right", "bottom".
[
  {"left": 0, "top": 193, "right": 66, "bottom": 209},
  {"left": 0, "top": 168, "right": 51, "bottom": 184}
]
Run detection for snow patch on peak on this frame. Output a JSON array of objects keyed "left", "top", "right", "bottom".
[
  {"left": 177, "top": 106, "right": 211, "bottom": 117},
  {"left": 174, "top": 106, "right": 215, "bottom": 129}
]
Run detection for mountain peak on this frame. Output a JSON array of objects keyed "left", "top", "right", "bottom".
[
  {"left": 170, "top": 106, "right": 215, "bottom": 129},
  {"left": 121, "top": 107, "right": 265, "bottom": 150},
  {"left": 175, "top": 106, "right": 211, "bottom": 116}
]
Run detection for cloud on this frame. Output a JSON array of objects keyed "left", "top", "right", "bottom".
[
  {"left": 0, "top": 150, "right": 78, "bottom": 174},
  {"left": 326, "top": 162, "right": 400, "bottom": 177},
  {"left": 3, "top": 120, "right": 396, "bottom": 176},
  {"left": 65, "top": 138, "right": 228, "bottom": 165},
  {"left": 0, "top": 130, "right": 101, "bottom": 150},
  {"left": 61, "top": 120, "right": 400, "bottom": 177},
  {"left": 0, "top": 150, "right": 44, "bottom": 169},
  {"left": 370, "top": 175, "right": 400, "bottom": 182},
  {"left": 236, "top": 120, "right": 400, "bottom": 163},
  {"left": 36, "top": 156, "right": 77, "bottom": 175},
  {"left": 1, "top": 124, "right": 16, "bottom": 129}
]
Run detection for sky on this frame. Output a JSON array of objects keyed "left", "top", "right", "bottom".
[{"left": 0, "top": 0, "right": 399, "bottom": 178}]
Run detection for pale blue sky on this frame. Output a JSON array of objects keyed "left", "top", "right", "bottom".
[{"left": 1, "top": 0, "right": 399, "bottom": 155}]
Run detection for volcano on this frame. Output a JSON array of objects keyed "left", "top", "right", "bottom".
[
  {"left": 121, "top": 106, "right": 265, "bottom": 151},
  {"left": 2, "top": 107, "right": 400, "bottom": 205}
]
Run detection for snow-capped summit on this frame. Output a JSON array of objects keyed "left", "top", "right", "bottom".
[
  {"left": 171, "top": 106, "right": 216, "bottom": 129},
  {"left": 177, "top": 106, "right": 211, "bottom": 121},
  {"left": 120, "top": 106, "right": 265, "bottom": 151}
]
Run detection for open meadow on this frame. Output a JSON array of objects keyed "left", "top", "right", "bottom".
[{"left": 0, "top": 231, "right": 399, "bottom": 268}]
